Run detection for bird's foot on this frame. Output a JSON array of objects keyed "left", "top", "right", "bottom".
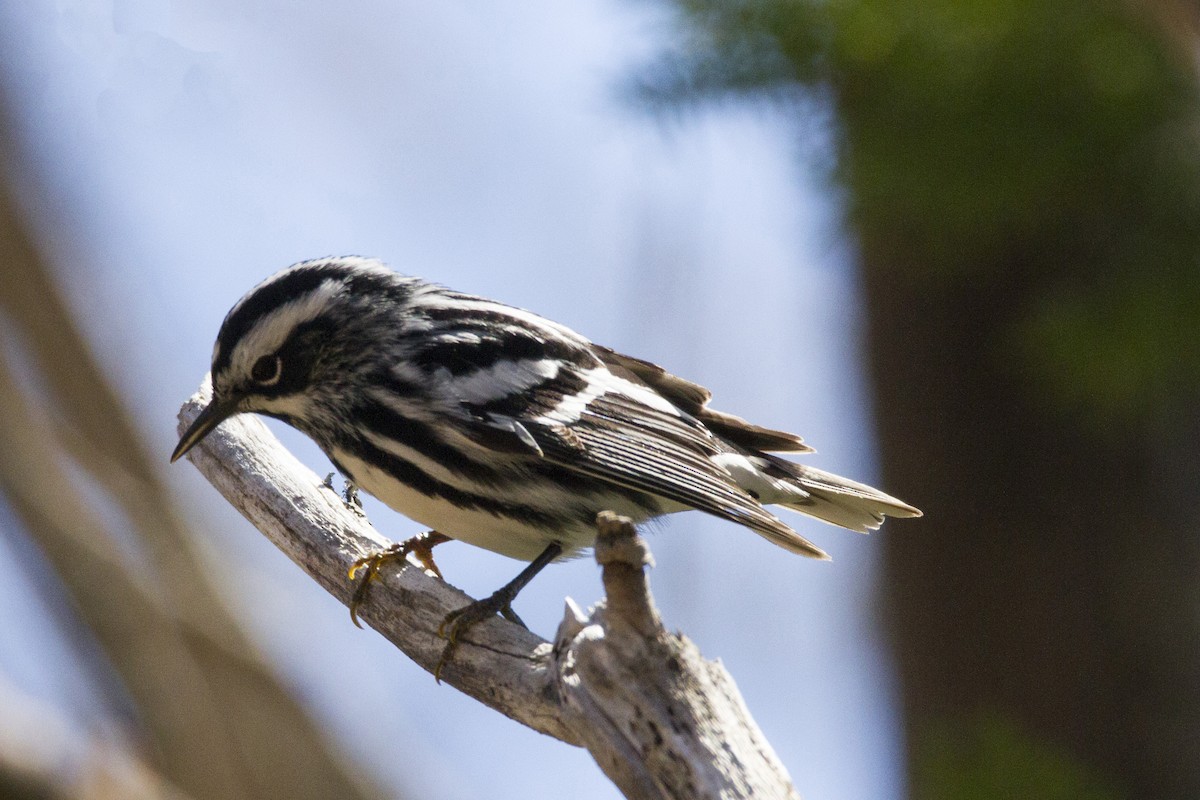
[
  {"left": 348, "top": 531, "right": 449, "bottom": 627},
  {"left": 434, "top": 587, "right": 526, "bottom": 682}
]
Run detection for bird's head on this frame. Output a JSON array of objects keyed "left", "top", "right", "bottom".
[{"left": 171, "top": 256, "right": 409, "bottom": 462}]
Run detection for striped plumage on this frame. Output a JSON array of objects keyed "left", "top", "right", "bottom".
[{"left": 175, "top": 256, "right": 919, "bottom": 571}]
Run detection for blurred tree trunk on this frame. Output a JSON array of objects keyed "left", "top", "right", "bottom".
[
  {"left": 864, "top": 244, "right": 1200, "bottom": 799},
  {"left": 646, "top": 0, "right": 1200, "bottom": 796},
  {"left": 853, "top": 4, "right": 1200, "bottom": 797}
]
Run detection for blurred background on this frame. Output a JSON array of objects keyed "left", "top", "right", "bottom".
[{"left": 0, "top": 1, "right": 1196, "bottom": 799}]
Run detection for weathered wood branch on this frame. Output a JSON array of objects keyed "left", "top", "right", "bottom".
[{"left": 177, "top": 380, "right": 801, "bottom": 799}]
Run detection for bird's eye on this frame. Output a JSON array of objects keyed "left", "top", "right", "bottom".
[{"left": 250, "top": 354, "right": 283, "bottom": 385}]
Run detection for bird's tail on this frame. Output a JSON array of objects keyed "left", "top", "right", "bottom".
[{"left": 761, "top": 454, "right": 922, "bottom": 533}]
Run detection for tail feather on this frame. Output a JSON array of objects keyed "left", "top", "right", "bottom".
[
  {"left": 761, "top": 455, "right": 922, "bottom": 534},
  {"left": 742, "top": 513, "right": 831, "bottom": 560}
]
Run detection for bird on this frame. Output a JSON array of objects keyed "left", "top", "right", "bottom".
[{"left": 172, "top": 256, "right": 920, "bottom": 671}]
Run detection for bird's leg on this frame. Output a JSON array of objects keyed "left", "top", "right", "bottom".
[
  {"left": 435, "top": 541, "right": 563, "bottom": 681},
  {"left": 348, "top": 530, "right": 452, "bottom": 627}
]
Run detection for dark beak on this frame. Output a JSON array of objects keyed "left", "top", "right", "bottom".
[{"left": 171, "top": 394, "right": 241, "bottom": 463}]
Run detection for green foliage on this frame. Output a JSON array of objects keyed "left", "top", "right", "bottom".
[
  {"left": 831, "top": 0, "right": 1193, "bottom": 265},
  {"left": 646, "top": 0, "right": 1200, "bottom": 421},
  {"left": 914, "top": 714, "right": 1122, "bottom": 800}
]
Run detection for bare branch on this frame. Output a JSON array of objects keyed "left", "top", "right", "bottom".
[
  {"left": 177, "top": 379, "right": 801, "bottom": 799},
  {"left": 176, "top": 379, "right": 578, "bottom": 743},
  {"left": 551, "top": 513, "right": 801, "bottom": 800}
]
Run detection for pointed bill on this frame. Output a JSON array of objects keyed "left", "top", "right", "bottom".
[{"left": 171, "top": 394, "right": 240, "bottom": 463}]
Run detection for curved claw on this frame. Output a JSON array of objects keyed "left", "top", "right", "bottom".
[
  {"left": 433, "top": 606, "right": 478, "bottom": 683},
  {"left": 434, "top": 643, "right": 456, "bottom": 684},
  {"left": 348, "top": 532, "right": 451, "bottom": 629},
  {"left": 432, "top": 592, "right": 528, "bottom": 682},
  {"left": 433, "top": 607, "right": 471, "bottom": 683},
  {"left": 348, "top": 543, "right": 404, "bottom": 629},
  {"left": 431, "top": 541, "right": 560, "bottom": 681}
]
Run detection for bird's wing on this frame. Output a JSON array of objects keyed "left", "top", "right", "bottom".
[
  {"left": 592, "top": 345, "right": 813, "bottom": 453},
  {"left": 455, "top": 360, "right": 827, "bottom": 558}
]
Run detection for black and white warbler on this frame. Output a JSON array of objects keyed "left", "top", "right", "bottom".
[{"left": 172, "top": 256, "right": 920, "bottom": 663}]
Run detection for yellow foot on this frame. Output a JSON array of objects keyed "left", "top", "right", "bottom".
[{"left": 348, "top": 531, "right": 450, "bottom": 628}]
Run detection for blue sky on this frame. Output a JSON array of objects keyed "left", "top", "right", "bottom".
[{"left": 0, "top": 3, "right": 902, "bottom": 798}]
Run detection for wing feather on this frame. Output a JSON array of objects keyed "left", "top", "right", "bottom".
[
  {"left": 447, "top": 340, "right": 830, "bottom": 557},
  {"left": 480, "top": 379, "right": 827, "bottom": 557},
  {"left": 593, "top": 345, "right": 812, "bottom": 453}
]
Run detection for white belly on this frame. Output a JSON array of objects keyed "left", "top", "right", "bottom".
[{"left": 333, "top": 449, "right": 661, "bottom": 561}]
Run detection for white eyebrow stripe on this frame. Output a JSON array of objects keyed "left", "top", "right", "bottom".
[{"left": 227, "top": 278, "right": 343, "bottom": 378}]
